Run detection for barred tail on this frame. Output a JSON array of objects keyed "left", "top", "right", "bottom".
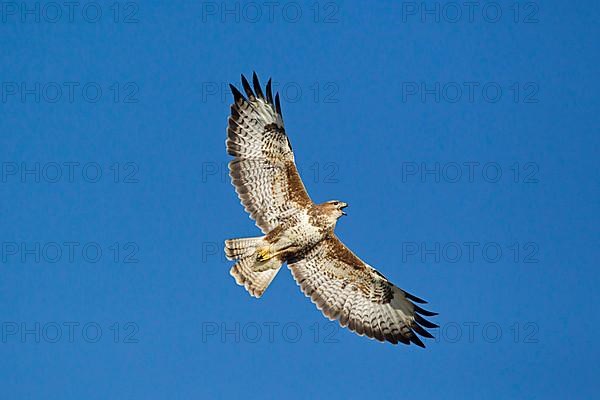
[
  {"left": 225, "top": 237, "right": 283, "bottom": 298},
  {"left": 225, "top": 237, "right": 262, "bottom": 260}
]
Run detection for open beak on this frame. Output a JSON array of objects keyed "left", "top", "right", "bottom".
[{"left": 341, "top": 203, "right": 348, "bottom": 216}]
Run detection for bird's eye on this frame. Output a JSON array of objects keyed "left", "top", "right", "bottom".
[{"left": 332, "top": 201, "right": 338, "bottom": 205}]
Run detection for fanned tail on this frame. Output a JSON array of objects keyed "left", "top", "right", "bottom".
[
  {"left": 225, "top": 237, "right": 283, "bottom": 298},
  {"left": 225, "top": 237, "right": 261, "bottom": 260}
]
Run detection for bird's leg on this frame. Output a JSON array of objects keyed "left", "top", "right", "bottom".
[
  {"left": 256, "top": 242, "right": 294, "bottom": 261},
  {"left": 256, "top": 246, "right": 272, "bottom": 261}
]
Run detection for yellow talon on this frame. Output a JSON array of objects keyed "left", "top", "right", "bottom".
[{"left": 256, "top": 247, "right": 271, "bottom": 261}]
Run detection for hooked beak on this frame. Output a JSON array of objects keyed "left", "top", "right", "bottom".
[{"left": 341, "top": 203, "right": 348, "bottom": 216}]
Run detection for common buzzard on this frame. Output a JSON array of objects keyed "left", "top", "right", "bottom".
[{"left": 224, "top": 73, "right": 437, "bottom": 346}]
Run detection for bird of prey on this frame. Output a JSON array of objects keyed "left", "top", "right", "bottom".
[{"left": 224, "top": 72, "right": 437, "bottom": 346}]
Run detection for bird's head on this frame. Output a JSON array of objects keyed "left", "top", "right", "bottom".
[{"left": 322, "top": 200, "right": 348, "bottom": 220}]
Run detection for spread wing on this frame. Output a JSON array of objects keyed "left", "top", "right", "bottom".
[
  {"left": 288, "top": 236, "right": 438, "bottom": 346},
  {"left": 226, "top": 73, "right": 313, "bottom": 234}
]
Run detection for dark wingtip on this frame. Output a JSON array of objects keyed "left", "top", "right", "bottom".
[
  {"left": 415, "top": 314, "right": 439, "bottom": 329},
  {"left": 414, "top": 304, "right": 438, "bottom": 317},
  {"left": 405, "top": 291, "right": 427, "bottom": 304},
  {"left": 409, "top": 334, "right": 426, "bottom": 348},
  {"left": 229, "top": 84, "right": 245, "bottom": 103},
  {"left": 412, "top": 324, "right": 435, "bottom": 339},
  {"left": 252, "top": 71, "right": 264, "bottom": 99},
  {"left": 275, "top": 92, "right": 282, "bottom": 115},
  {"left": 241, "top": 74, "right": 255, "bottom": 100},
  {"left": 266, "top": 78, "right": 273, "bottom": 104},
  {"left": 397, "top": 335, "right": 410, "bottom": 345}
]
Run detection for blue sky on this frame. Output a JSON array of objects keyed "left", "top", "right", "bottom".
[{"left": 1, "top": 0, "right": 598, "bottom": 398}]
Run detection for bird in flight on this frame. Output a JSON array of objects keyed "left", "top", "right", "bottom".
[{"left": 224, "top": 72, "right": 437, "bottom": 346}]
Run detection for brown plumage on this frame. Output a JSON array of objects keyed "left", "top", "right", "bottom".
[{"left": 224, "top": 72, "right": 437, "bottom": 346}]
